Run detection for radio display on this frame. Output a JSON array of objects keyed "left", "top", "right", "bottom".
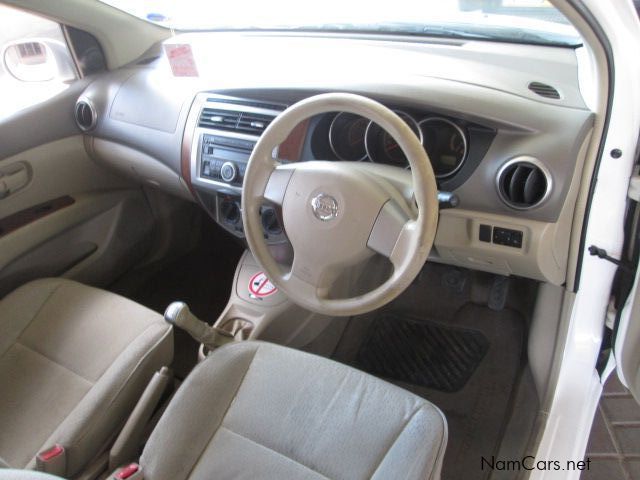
[{"left": 212, "top": 148, "right": 250, "bottom": 163}]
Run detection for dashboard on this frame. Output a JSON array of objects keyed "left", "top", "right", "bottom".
[{"left": 75, "top": 31, "right": 595, "bottom": 285}]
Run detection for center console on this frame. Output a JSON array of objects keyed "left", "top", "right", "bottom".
[
  {"left": 197, "top": 250, "right": 341, "bottom": 361},
  {"left": 185, "top": 93, "right": 290, "bottom": 245}
]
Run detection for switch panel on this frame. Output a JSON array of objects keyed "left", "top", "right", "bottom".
[{"left": 492, "top": 227, "right": 524, "bottom": 248}]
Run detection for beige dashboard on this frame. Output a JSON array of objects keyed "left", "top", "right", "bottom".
[{"left": 76, "top": 32, "right": 594, "bottom": 286}]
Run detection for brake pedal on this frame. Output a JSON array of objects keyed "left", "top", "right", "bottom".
[{"left": 488, "top": 275, "right": 510, "bottom": 311}]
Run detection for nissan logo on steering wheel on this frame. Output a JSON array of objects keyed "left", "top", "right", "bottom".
[{"left": 310, "top": 193, "right": 339, "bottom": 221}]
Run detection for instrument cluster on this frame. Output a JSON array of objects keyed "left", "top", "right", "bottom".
[{"left": 327, "top": 110, "right": 468, "bottom": 178}]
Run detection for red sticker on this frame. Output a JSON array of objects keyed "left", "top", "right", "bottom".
[
  {"left": 163, "top": 44, "right": 199, "bottom": 77},
  {"left": 248, "top": 271, "right": 278, "bottom": 298}
]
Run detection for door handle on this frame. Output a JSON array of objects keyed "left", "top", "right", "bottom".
[{"left": 0, "top": 163, "right": 30, "bottom": 199}]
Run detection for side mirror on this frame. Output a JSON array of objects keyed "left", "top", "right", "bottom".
[{"left": 3, "top": 39, "right": 75, "bottom": 83}]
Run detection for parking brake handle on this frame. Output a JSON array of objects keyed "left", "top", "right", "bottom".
[{"left": 164, "top": 302, "right": 234, "bottom": 350}]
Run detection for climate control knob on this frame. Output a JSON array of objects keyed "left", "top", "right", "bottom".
[
  {"left": 220, "top": 198, "right": 241, "bottom": 225},
  {"left": 261, "top": 206, "right": 282, "bottom": 236},
  {"left": 220, "top": 162, "right": 237, "bottom": 183}
]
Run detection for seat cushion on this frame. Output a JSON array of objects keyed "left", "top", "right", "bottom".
[
  {"left": 0, "top": 470, "right": 62, "bottom": 480},
  {"left": 0, "top": 278, "right": 173, "bottom": 476},
  {"left": 141, "top": 341, "right": 447, "bottom": 480}
]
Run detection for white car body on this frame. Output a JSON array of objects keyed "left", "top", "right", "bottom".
[{"left": 535, "top": 0, "right": 640, "bottom": 478}]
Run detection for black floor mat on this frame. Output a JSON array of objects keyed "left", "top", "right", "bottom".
[{"left": 355, "top": 314, "right": 489, "bottom": 392}]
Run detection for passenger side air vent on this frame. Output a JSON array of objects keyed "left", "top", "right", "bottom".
[
  {"left": 75, "top": 99, "right": 96, "bottom": 132},
  {"left": 198, "top": 108, "right": 274, "bottom": 135},
  {"left": 528, "top": 82, "right": 561, "bottom": 100},
  {"left": 497, "top": 158, "right": 551, "bottom": 209}
]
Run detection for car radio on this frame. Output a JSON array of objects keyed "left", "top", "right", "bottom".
[
  {"left": 199, "top": 134, "right": 255, "bottom": 187},
  {"left": 187, "top": 94, "right": 289, "bottom": 247}
]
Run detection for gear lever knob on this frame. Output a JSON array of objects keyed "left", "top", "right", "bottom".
[
  {"left": 164, "top": 302, "right": 207, "bottom": 338},
  {"left": 164, "top": 302, "right": 234, "bottom": 350}
]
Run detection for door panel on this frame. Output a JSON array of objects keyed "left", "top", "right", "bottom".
[
  {"left": 0, "top": 161, "right": 30, "bottom": 199},
  {"left": 0, "top": 135, "right": 133, "bottom": 218},
  {"left": 0, "top": 127, "right": 154, "bottom": 295}
]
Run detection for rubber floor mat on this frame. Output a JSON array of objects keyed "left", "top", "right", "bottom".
[{"left": 355, "top": 313, "right": 489, "bottom": 392}]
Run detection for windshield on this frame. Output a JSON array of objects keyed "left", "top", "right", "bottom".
[{"left": 100, "top": 0, "right": 581, "bottom": 47}]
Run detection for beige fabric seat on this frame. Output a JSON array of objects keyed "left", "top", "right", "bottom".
[
  {"left": 0, "top": 278, "right": 173, "bottom": 477},
  {"left": 140, "top": 341, "right": 447, "bottom": 480}
]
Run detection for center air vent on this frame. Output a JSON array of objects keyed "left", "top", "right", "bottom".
[
  {"left": 528, "top": 81, "right": 561, "bottom": 100},
  {"left": 75, "top": 99, "right": 96, "bottom": 132},
  {"left": 198, "top": 108, "right": 275, "bottom": 135},
  {"left": 497, "top": 158, "right": 551, "bottom": 210}
]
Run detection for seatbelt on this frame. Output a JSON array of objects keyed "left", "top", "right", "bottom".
[{"left": 36, "top": 445, "right": 66, "bottom": 477}]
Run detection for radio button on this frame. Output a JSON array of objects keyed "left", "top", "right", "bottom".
[
  {"left": 220, "top": 162, "right": 238, "bottom": 182},
  {"left": 202, "top": 161, "right": 211, "bottom": 177}
]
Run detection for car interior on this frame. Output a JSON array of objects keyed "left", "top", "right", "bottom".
[{"left": 0, "top": 1, "right": 631, "bottom": 479}]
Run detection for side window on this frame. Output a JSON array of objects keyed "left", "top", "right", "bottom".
[{"left": 0, "top": 5, "right": 77, "bottom": 121}]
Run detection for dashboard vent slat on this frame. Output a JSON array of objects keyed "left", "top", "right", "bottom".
[
  {"left": 528, "top": 81, "right": 561, "bottom": 100},
  {"left": 207, "top": 97, "right": 286, "bottom": 111},
  {"left": 198, "top": 107, "right": 276, "bottom": 135},
  {"left": 523, "top": 167, "right": 546, "bottom": 205},
  {"left": 498, "top": 159, "right": 550, "bottom": 209},
  {"left": 236, "top": 112, "right": 274, "bottom": 135},
  {"left": 198, "top": 108, "right": 241, "bottom": 130}
]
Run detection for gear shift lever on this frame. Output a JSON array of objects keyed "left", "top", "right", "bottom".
[{"left": 164, "top": 302, "right": 234, "bottom": 351}]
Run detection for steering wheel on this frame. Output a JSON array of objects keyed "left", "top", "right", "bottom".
[{"left": 241, "top": 93, "right": 438, "bottom": 316}]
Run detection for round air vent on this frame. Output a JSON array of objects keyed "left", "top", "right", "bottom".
[
  {"left": 75, "top": 99, "right": 96, "bottom": 132},
  {"left": 497, "top": 158, "right": 551, "bottom": 209}
]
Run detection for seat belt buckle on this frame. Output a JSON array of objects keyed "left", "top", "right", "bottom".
[
  {"left": 113, "top": 463, "right": 143, "bottom": 480},
  {"left": 36, "top": 444, "right": 66, "bottom": 476}
]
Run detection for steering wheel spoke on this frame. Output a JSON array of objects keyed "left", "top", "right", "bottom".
[
  {"left": 368, "top": 200, "right": 418, "bottom": 271},
  {"left": 388, "top": 220, "right": 419, "bottom": 270},
  {"left": 264, "top": 165, "right": 295, "bottom": 206},
  {"left": 367, "top": 200, "right": 411, "bottom": 258}
]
